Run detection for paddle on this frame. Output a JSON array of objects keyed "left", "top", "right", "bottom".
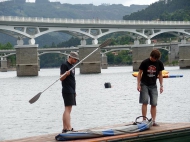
[{"left": 29, "top": 39, "right": 112, "bottom": 104}]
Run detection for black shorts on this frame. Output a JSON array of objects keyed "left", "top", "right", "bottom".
[{"left": 62, "top": 93, "right": 76, "bottom": 106}]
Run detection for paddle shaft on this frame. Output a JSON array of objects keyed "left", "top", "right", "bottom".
[{"left": 29, "top": 39, "right": 112, "bottom": 103}]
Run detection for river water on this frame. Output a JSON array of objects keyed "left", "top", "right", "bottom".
[{"left": 0, "top": 66, "right": 190, "bottom": 141}]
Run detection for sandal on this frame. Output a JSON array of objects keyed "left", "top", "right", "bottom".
[
  {"left": 153, "top": 122, "right": 160, "bottom": 126},
  {"left": 70, "top": 128, "right": 78, "bottom": 132},
  {"left": 62, "top": 128, "right": 77, "bottom": 133},
  {"left": 62, "top": 129, "right": 68, "bottom": 133}
]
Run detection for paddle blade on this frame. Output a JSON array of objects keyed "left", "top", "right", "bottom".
[
  {"left": 29, "top": 92, "right": 42, "bottom": 104},
  {"left": 99, "top": 39, "right": 112, "bottom": 48}
]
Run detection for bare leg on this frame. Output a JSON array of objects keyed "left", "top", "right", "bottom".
[
  {"left": 151, "top": 105, "right": 156, "bottom": 122},
  {"left": 142, "top": 104, "right": 147, "bottom": 120},
  {"left": 63, "top": 106, "right": 72, "bottom": 130}
]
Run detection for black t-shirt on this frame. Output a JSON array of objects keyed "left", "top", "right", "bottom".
[
  {"left": 60, "top": 61, "right": 76, "bottom": 94},
  {"left": 139, "top": 58, "right": 164, "bottom": 86}
]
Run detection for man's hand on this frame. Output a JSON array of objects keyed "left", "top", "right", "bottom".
[
  {"left": 137, "top": 84, "right": 141, "bottom": 92},
  {"left": 160, "top": 86, "right": 163, "bottom": 94},
  {"left": 60, "top": 71, "right": 70, "bottom": 81}
]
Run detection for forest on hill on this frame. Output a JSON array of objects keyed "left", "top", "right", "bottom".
[
  {"left": 0, "top": 0, "right": 147, "bottom": 20},
  {"left": 123, "top": 0, "right": 190, "bottom": 21}
]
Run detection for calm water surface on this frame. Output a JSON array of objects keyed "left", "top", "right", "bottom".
[{"left": 0, "top": 66, "right": 190, "bottom": 141}]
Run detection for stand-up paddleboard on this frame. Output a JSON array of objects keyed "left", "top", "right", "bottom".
[
  {"left": 55, "top": 116, "right": 153, "bottom": 141},
  {"left": 164, "top": 75, "right": 183, "bottom": 78},
  {"left": 132, "top": 70, "right": 169, "bottom": 77},
  {"left": 132, "top": 70, "right": 183, "bottom": 78}
]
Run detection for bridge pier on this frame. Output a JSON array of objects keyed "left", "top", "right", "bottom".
[
  {"left": 146, "top": 39, "right": 151, "bottom": 44},
  {"left": 181, "top": 39, "right": 186, "bottom": 44},
  {"left": 1, "top": 57, "right": 8, "bottom": 72},
  {"left": 134, "top": 40, "right": 140, "bottom": 45},
  {"left": 101, "top": 54, "right": 108, "bottom": 69},
  {"left": 132, "top": 44, "right": 154, "bottom": 71},
  {"left": 169, "top": 44, "right": 179, "bottom": 64},
  {"left": 17, "top": 39, "right": 24, "bottom": 45},
  {"left": 179, "top": 44, "right": 190, "bottom": 69},
  {"left": 38, "top": 57, "right": 40, "bottom": 71},
  {"left": 15, "top": 45, "right": 39, "bottom": 76},
  {"left": 92, "top": 39, "right": 98, "bottom": 45},
  {"left": 79, "top": 45, "right": 101, "bottom": 74},
  {"left": 80, "top": 39, "right": 86, "bottom": 45}
]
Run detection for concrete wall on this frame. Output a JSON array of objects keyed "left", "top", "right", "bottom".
[
  {"left": 171, "top": 44, "right": 179, "bottom": 60},
  {"left": 179, "top": 44, "right": 190, "bottom": 69},
  {"left": 132, "top": 44, "right": 154, "bottom": 71},
  {"left": 1, "top": 57, "right": 7, "bottom": 72},
  {"left": 101, "top": 54, "right": 108, "bottom": 69},
  {"left": 15, "top": 45, "right": 38, "bottom": 76},
  {"left": 79, "top": 45, "right": 101, "bottom": 74}
]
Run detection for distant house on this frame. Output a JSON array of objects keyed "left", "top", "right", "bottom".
[
  {"left": 159, "top": 0, "right": 173, "bottom": 4},
  {"left": 151, "top": 39, "right": 157, "bottom": 43},
  {"left": 2, "top": 0, "right": 25, "bottom": 3},
  {"left": 112, "top": 52, "right": 118, "bottom": 55},
  {"left": 36, "top": 0, "right": 50, "bottom": 3}
]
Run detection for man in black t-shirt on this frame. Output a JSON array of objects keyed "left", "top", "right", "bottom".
[
  {"left": 60, "top": 52, "right": 79, "bottom": 133},
  {"left": 137, "top": 49, "right": 164, "bottom": 126}
]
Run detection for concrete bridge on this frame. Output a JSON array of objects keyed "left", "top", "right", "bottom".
[
  {"left": 0, "top": 42, "right": 184, "bottom": 73},
  {"left": 0, "top": 16, "right": 190, "bottom": 75},
  {"left": 0, "top": 16, "right": 190, "bottom": 45}
]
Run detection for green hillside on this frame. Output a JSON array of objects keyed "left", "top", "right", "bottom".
[
  {"left": 123, "top": 0, "right": 190, "bottom": 21},
  {"left": 0, "top": 0, "right": 147, "bottom": 20}
]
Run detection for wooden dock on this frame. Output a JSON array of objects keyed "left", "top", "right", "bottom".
[{"left": 2, "top": 122, "right": 190, "bottom": 142}]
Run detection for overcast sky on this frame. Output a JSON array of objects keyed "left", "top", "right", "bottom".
[{"left": 27, "top": 0, "right": 159, "bottom": 6}]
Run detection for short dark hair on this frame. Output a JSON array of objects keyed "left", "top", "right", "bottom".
[{"left": 150, "top": 49, "right": 161, "bottom": 60}]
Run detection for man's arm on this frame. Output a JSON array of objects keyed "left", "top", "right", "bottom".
[
  {"left": 158, "top": 71, "right": 163, "bottom": 94},
  {"left": 60, "top": 71, "right": 70, "bottom": 81},
  {"left": 137, "top": 69, "right": 143, "bottom": 92}
]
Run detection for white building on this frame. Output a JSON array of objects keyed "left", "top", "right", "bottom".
[{"left": 159, "top": 0, "right": 172, "bottom": 4}]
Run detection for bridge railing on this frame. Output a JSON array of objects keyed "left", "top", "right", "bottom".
[{"left": 0, "top": 16, "right": 190, "bottom": 25}]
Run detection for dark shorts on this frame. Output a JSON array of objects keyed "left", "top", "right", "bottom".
[
  {"left": 62, "top": 93, "right": 76, "bottom": 106},
  {"left": 139, "top": 83, "right": 158, "bottom": 106}
]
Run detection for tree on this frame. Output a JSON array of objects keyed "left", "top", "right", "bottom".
[
  {"left": 107, "top": 52, "right": 114, "bottom": 64},
  {"left": 0, "top": 42, "right": 16, "bottom": 67}
]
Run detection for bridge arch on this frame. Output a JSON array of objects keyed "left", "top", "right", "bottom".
[
  {"left": 0, "top": 27, "right": 31, "bottom": 38},
  {"left": 102, "top": 48, "right": 131, "bottom": 55},
  {"left": 150, "top": 29, "right": 190, "bottom": 39},
  {"left": 96, "top": 29, "right": 147, "bottom": 39},
  {"left": 35, "top": 27, "right": 94, "bottom": 39},
  {"left": 1, "top": 53, "right": 16, "bottom": 58},
  {"left": 0, "top": 26, "right": 149, "bottom": 44},
  {"left": 38, "top": 51, "right": 69, "bottom": 57}
]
